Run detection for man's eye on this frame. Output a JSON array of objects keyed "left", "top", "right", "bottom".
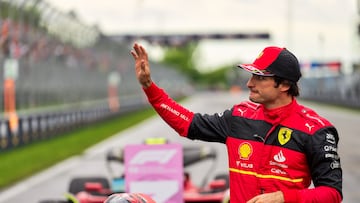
[
  {"left": 254, "top": 75, "right": 266, "bottom": 80},
  {"left": 252, "top": 74, "right": 274, "bottom": 81}
]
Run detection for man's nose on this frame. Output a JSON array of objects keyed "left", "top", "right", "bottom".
[{"left": 246, "top": 76, "right": 254, "bottom": 88}]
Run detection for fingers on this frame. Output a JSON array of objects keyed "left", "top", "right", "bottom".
[
  {"left": 131, "top": 43, "right": 147, "bottom": 60},
  {"left": 130, "top": 50, "right": 137, "bottom": 59},
  {"left": 132, "top": 43, "right": 141, "bottom": 58},
  {"left": 130, "top": 43, "right": 139, "bottom": 59},
  {"left": 131, "top": 43, "right": 147, "bottom": 73},
  {"left": 133, "top": 43, "right": 141, "bottom": 56},
  {"left": 139, "top": 45, "right": 148, "bottom": 61}
]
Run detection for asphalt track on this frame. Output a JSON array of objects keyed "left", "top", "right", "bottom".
[{"left": 0, "top": 90, "right": 359, "bottom": 203}]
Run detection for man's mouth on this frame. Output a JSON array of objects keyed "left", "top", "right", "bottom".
[{"left": 250, "top": 89, "right": 258, "bottom": 94}]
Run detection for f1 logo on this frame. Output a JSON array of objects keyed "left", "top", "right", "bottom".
[
  {"left": 129, "top": 149, "right": 177, "bottom": 165},
  {"left": 125, "top": 144, "right": 184, "bottom": 203}
]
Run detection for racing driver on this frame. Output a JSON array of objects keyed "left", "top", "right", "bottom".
[{"left": 130, "top": 43, "right": 342, "bottom": 203}]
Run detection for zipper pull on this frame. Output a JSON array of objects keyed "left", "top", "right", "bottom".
[{"left": 253, "top": 134, "right": 265, "bottom": 142}]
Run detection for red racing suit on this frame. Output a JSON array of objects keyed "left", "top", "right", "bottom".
[{"left": 143, "top": 83, "right": 342, "bottom": 203}]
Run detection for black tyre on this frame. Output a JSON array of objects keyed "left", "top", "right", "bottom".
[
  {"left": 214, "top": 173, "right": 230, "bottom": 189},
  {"left": 68, "top": 177, "right": 110, "bottom": 195}
]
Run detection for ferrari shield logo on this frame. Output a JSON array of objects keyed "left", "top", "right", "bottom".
[{"left": 278, "top": 127, "right": 292, "bottom": 145}]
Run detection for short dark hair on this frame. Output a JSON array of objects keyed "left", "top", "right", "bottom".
[{"left": 273, "top": 76, "right": 300, "bottom": 97}]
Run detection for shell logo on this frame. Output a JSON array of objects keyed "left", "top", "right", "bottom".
[{"left": 238, "top": 142, "right": 253, "bottom": 160}]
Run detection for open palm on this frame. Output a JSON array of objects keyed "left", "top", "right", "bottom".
[{"left": 130, "top": 43, "right": 152, "bottom": 88}]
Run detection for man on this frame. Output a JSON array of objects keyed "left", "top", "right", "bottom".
[{"left": 131, "top": 43, "right": 342, "bottom": 203}]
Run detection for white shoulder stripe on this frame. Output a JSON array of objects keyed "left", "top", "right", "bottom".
[{"left": 305, "top": 113, "right": 325, "bottom": 126}]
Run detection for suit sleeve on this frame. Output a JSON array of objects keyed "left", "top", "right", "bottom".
[
  {"left": 283, "top": 127, "right": 342, "bottom": 203},
  {"left": 143, "top": 82, "right": 194, "bottom": 136},
  {"left": 143, "top": 82, "right": 231, "bottom": 143},
  {"left": 283, "top": 186, "right": 341, "bottom": 203},
  {"left": 186, "top": 109, "right": 232, "bottom": 143}
]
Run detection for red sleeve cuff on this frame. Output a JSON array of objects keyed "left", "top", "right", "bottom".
[
  {"left": 143, "top": 82, "right": 163, "bottom": 99},
  {"left": 282, "top": 189, "right": 299, "bottom": 203},
  {"left": 143, "top": 82, "right": 162, "bottom": 101}
]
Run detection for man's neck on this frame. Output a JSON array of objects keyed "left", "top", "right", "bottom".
[{"left": 264, "top": 95, "right": 294, "bottom": 110}]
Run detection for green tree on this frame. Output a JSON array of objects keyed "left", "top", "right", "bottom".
[
  {"left": 161, "top": 42, "right": 201, "bottom": 81},
  {"left": 197, "top": 65, "right": 232, "bottom": 89},
  {"left": 161, "top": 42, "right": 237, "bottom": 89}
]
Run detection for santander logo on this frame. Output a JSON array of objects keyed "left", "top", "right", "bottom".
[{"left": 274, "top": 150, "right": 286, "bottom": 163}]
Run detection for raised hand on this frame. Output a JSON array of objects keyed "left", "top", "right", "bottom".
[{"left": 130, "top": 43, "right": 152, "bottom": 88}]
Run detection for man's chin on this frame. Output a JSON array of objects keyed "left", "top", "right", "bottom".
[{"left": 249, "top": 97, "right": 261, "bottom": 104}]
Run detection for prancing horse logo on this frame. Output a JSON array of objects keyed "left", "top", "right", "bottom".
[{"left": 278, "top": 127, "right": 292, "bottom": 145}]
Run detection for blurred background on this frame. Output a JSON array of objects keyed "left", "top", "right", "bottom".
[
  {"left": 0, "top": 0, "right": 360, "bottom": 116},
  {"left": 0, "top": 0, "right": 358, "bottom": 110},
  {"left": 0, "top": 0, "right": 359, "bottom": 201}
]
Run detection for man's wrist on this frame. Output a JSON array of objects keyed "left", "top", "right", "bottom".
[{"left": 142, "top": 80, "right": 153, "bottom": 89}]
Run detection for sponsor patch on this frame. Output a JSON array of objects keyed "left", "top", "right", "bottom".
[
  {"left": 238, "top": 142, "right": 253, "bottom": 160},
  {"left": 274, "top": 150, "right": 286, "bottom": 163},
  {"left": 330, "top": 160, "right": 341, "bottom": 169},
  {"left": 278, "top": 127, "right": 292, "bottom": 145}
]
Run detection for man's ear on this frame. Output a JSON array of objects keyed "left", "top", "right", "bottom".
[{"left": 279, "top": 82, "right": 291, "bottom": 93}]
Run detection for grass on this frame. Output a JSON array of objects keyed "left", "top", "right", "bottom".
[{"left": 0, "top": 107, "right": 156, "bottom": 190}]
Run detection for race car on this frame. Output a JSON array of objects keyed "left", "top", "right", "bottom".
[{"left": 39, "top": 138, "right": 230, "bottom": 203}]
